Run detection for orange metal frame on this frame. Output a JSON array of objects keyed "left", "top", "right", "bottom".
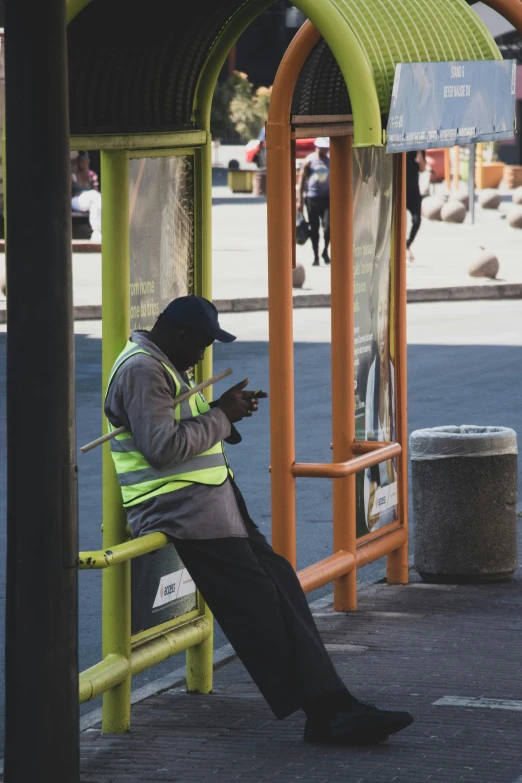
[{"left": 266, "top": 21, "right": 408, "bottom": 610}]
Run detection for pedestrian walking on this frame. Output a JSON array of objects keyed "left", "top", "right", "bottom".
[
  {"left": 104, "top": 295, "right": 414, "bottom": 745},
  {"left": 298, "top": 138, "right": 331, "bottom": 266},
  {"left": 406, "top": 150, "right": 426, "bottom": 263}
]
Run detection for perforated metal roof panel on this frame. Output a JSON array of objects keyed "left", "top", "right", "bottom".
[
  {"left": 67, "top": 0, "right": 500, "bottom": 139},
  {"left": 67, "top": 0, "right": 259, "bottom": 134},
  {"left": 328, "top": 0, "right": 500, "bottom": 113}
]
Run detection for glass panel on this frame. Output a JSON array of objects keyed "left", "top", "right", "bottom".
[
  {"left": 353, "top": 148, "right": 398, "bottom": 538},
  {"left": 128, "top": 155, "right": 195, "bottom": 331}
]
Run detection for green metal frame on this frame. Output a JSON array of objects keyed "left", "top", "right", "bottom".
[
  {"left": 80, "top": 614, "right": 211, "bottom": 703},
  {"left": 70, "top": 131, "right": 206, "bottom": 151},
  {"left": 73, "top": 140, "right": 213, "bottom": 734},
  {"left": 78, "top": 532, "right": 167, "bottom": 569},
  {"left": 99, "top": 149, "right": 132, "bottom": 732},
  {"left": 127, "top": 147, "right": 201, "bottom": 159},
  {"left": 191, "top": 0, "right": 500, "bottom": 151}
]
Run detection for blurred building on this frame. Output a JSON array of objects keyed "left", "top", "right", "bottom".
[
  {"left": 472, "top": 2, "right": 522, "bottom": 165},
  {"left": 231, "top": 1, "right": 305, "bottom": 88}
]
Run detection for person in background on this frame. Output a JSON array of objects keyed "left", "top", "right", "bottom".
[
  {"left": 104, "top": 295, "right": 414, "bottom": 746},
  {"left": 254, "top": 126, "right": 267, "bottom": 169},
  {"left": 71, "top": 151, "right": 102, "bottom": 243},
  {"left": 298, "top": 137, "right": 330, "bottom": 266},
  {"left": 405, "top": 150, "right": 426, "bottom": 263}
]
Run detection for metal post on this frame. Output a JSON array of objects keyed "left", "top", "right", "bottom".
[
  {"left": 186, "top": 138, "right": 214, "bottom": 694},
  {"left": 468, "top": 144, "right": 476, "bottom": 225},
  {"left": 386, "top": 153, "right": 409, "bottom": 585},
  {"left": 329, "top": 135, "right": 357, "bottom": 611},
  {"left": 100, "top": 150, "right": 132, "bottom": 733},
  {"left": 266, "top": 22, "right": 321, "bottom": 567},
  {"left": 476, "top": 142, "right": 483, "bottom": 189},
  {"left": 453, "top": 146, "right": 460, "bottom": 192},
  {"left": 4, "top": 0, "right": 79, "bottom": 779},
  {"left": 444, "top": 148, "right": 451, "bottom": 192}
]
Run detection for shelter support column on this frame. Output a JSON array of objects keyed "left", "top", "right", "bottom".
[
  {"left": 329, "top": 136, "right": 357, "bottom": 611},
  {"left": 100, "top": 150, "right": 132, "bottom": 732},
  {"left": 266, "top": 22, "right": 321, "bottom": 568},
  {"left": 453, "top": 147, "right": 460, "bottom": 191},
  {"left": 444, "top": 148, "right": 451, "bottom": 191},
  {"left": 386, "top": 153, "right": 409, "bottom": 585},
  {"left": 187, "top": 137, "right": 213, "bottom": 694},
  {"left": 4, "top": 0, "right": 79, "bottom": 777},
  {"left": 266, "top": 120, "right": 297, "bottom": 567}
]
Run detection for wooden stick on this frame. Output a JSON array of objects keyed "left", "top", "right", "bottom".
[{"left": 80, "top": 367, "right": 233, "bottom": 454}]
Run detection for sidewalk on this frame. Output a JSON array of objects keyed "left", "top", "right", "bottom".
[
  {"left": 73, "top": 519, "right": 522, "bottom": 783},
  {"left": 1, "top": 178, "right": 521, "bottom": 323}
]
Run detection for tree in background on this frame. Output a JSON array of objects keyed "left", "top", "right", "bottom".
[{"left": 211, "top": 71, "right": 271, "bottom": 142}]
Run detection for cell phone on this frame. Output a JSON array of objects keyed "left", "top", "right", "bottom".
[{"left": 253, "top": 389, "right": 264, "bottom": 398}]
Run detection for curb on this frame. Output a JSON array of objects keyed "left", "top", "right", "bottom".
[
  {"left": 406, "top": 282, "right": 522, "bottom": 303},
  {"left": 71, "top": 241, "right": 101, "bottom": 253},
  {"left": 214, "top": 283, "right": 522, "bottom": 312},
  {"left": 0, "top": 240, "right": 101, "bottom": 254},
  {"left": 1, "top": 284, "right": 521, "bottom": 326}
]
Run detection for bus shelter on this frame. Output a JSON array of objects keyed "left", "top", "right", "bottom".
[
  {"left": 265, "top": 6, "right": 515, "bottom": 613},
  {"left": 66, "top": 0, "right": 511, "bottom": 733},
  {"left": 3, "top": 0, "right": 520, "bottom": 780}
]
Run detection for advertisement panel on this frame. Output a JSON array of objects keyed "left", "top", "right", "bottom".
[
  {"left": 352, "top": 148, "right": 398, "bottom": 538},
  {"left": 128, "top": 154, "right": 194, "bottom": 330},
  {"left": 128, "top": 152, "right": 199, "bottom": 639},
  {"left": 131, "top": 546, "right": 198, "bottom": 638}
]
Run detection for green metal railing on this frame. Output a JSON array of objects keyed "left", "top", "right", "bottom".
[
  {"left": 74, "top": 136, "right": 214, "bottom": 734},
  {"left": 77, "top": 532, "right": 212, "bottom": 707}
]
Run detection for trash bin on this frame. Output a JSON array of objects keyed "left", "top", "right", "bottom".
[
  {"left": 227, "top": 169, "right": 254, "bottom": 193},
  {"left": 411, "top": 425, "right": 518, "bottom": 583}
]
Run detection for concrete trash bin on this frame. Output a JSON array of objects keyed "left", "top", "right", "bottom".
[{"left": 411, "top": 425, "right": 518, "bottom": 583}]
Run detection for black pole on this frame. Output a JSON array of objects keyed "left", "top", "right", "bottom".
[
  {"left": 278, "top": 0, "right": 287, "bottom": 62},
  {"left": 4, "top": 0, "right": 79, "bottom": 780}
]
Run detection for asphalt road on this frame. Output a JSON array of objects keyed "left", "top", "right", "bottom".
[{"left": 0, "top": 299, "right": 521, "bottom": 751}]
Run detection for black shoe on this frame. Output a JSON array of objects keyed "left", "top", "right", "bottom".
[
  {"left": 312, "top": 258, "right": 320, "bottom": 266},
  {"left": 303, "top": 699, "right": 414, "bottom": 746},
  {"left": 322, "top": 249, "right": 330, "bottom": 264}
]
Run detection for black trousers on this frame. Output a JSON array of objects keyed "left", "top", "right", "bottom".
[
  {"left": 173, "top": 481, "right": 350, "bottom": 720},
  {"left": 406, "top": 190, "right": 422, "bottom": 248},
  {"left": 306, "top": 197, "right": 330, "bottom": 258}
]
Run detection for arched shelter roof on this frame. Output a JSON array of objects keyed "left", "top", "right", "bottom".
[{"left": 67, "top": 0, "right": 500, "bottom": 146}]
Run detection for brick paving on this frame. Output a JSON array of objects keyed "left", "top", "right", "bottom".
[{"left": 74, "top": 520, "right": 522, "bottom": 782}]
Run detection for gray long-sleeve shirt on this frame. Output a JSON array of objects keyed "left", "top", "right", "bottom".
[{"left": 104, "top": 330, "right": 247, "bottom": 540}]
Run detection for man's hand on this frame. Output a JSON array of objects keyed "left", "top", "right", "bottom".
[{"left": 217, "top": 379, "right": 268, "bottom": 423}]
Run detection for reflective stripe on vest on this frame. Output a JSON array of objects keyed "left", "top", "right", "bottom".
[{"left": 106, "top": 339, "right": 230, "bottom": 508}]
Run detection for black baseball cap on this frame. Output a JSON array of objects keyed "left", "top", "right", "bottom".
[{"left": 160, "top": 296, "right": 236, "bottom": 343}]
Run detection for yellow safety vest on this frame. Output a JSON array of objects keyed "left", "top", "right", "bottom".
[{"left": 106, "top": 340, "right": 230, "bottom": 508}]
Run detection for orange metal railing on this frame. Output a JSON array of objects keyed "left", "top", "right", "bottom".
[{"left": 266, "top": 20, "right": 409, "bottom": 609}]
